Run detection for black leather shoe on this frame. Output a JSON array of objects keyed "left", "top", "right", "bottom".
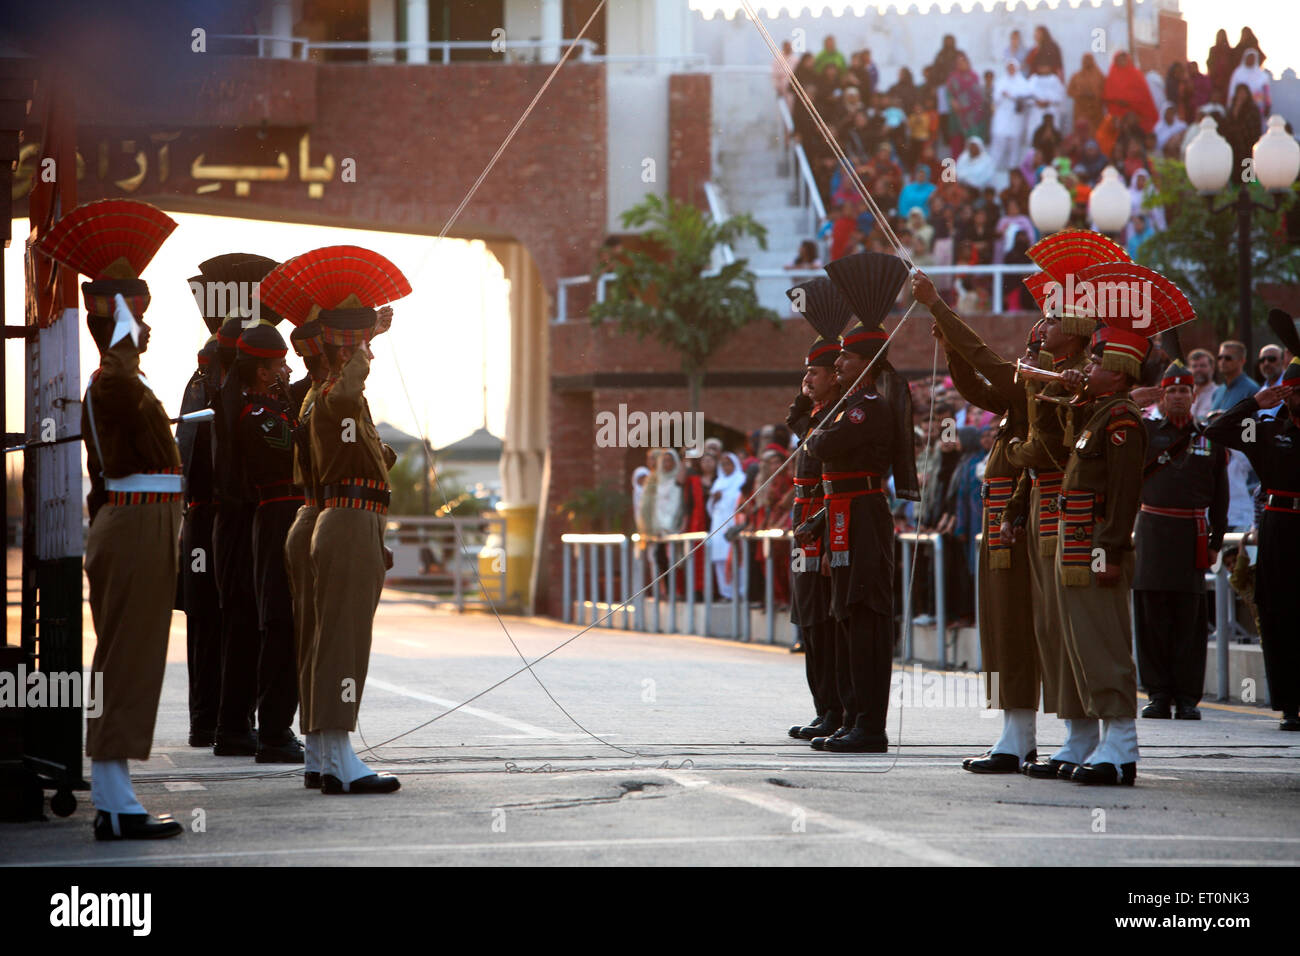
[
  {"left": 213, "top": 732, "right": 258, "bottom": 756},
  {"left": 1174, "top": 703, "right": 1201, "bottom": 720},
  {"left": 789, "top": 641, "right": 805, "bottom": 654},
  {"left": 1280, "top": 715, "right": 1300, "bottom": 731},
  {"left": 256, "top": 735, "right": 305, "bottom": 763},
  {"left": 810, "top": 726, "right": 849, "bottom": 750},
  {"left": 1071, "top": 762, "right": 1136, "bottom": 786},
  {"left": 965, "top": 752, "right": 1024, "bottom": 774},
  {"left": 188, "top": 730, "right": 215, "bottom": 748},
  {"left": 788, "top": 716, "right": 819, "bottom": 739},
  {"left": 794, "top": 713, "right": 839, "bottom": 741},
  {"left": 1023, "top": 757, "right": 1075, "bottom": 779},
  {"left": 304, "top": 771, "right": 322, "bottom": 789},
  {"left": 1141, "top": 698, "right": 1172, "bottom": 719},
  {"left": 93, "top": 811, "right": 183, "bottom": 841},
  {"left": 320, "top": 773, "right": 400, "bottom": 795},
  {"left": 823, "top": 728, "right": 888, "bottom": 753},
  {"left": 961, "top": 750, "right": 991, "bottom": 770}
]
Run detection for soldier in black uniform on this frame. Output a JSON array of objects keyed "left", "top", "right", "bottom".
[
  {"left": 1205, "top": 357, "right": 1300, "bottom": 730},
  {"left": 784, "top": 277, "right": 852, "bottom": 741},
  {"left": 805, "top": 251, "right": 918, "bottom": 753},
  {"left": 1134, "top": 360, "right": 1228, "bottom": 721},
  {"left": 177, "top": 334, "right": 222, "bottom": 747},
  {"left": 234, "top": 323, "right": 304, "bottom": 762},
  {"left": 212, "top": 314, "right": 263, "bottom": 755}
]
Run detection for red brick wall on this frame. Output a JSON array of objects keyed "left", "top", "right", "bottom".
[
  {"left": 668, "top": 73, "right": 711, "bottom": 209},
  {"left": 536, "top": 307, "right": 1036, "bottom": 615}
]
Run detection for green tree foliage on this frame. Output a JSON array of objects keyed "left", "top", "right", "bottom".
[
  {"left": 590, "top": 193, "right": 780, "bottom": 412},
  {"left": 388, "top": 450, "right": 486, "bottom": 516},
  {"left": 1136, "top": 159, "right": 1300, "bottom": 341},
  {"left": 557, "top": 483, "right": 631, "bottom": 534}
]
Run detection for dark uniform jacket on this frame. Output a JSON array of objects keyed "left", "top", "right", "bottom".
[
  {"left": 82, "top": 345, "right": 182, "bottom": 523},
  {"left": 237, "top": 387, "right": 299, "bottom": 626},
  {"left": 1134, "top": 417, "right": 1228, "bottom": 592},
  {"left": 1058, "top": 393, "right": 1147, "bottom": 586},
  {"left": 788, "top": 399, "right": 832, "bottom": 626},
  {"left": 803, "top": 383, "right": 896, "bottom": 620}
]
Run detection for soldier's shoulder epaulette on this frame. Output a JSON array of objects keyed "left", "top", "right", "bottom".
[{"left": 1104, "top": 400, "right": 1141, "bottom": 430}]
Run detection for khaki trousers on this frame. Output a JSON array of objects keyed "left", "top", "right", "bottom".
[
  {"left": 308, "top": 507, "right": 386, "bottom": 731},
  {"left": 977, "top": 524, "right": 1039, "bottom": 709},
  {"left": 1055, "top": 542, "right": 1137, "bottom": 719},
  {"left": 1027, "top": 483, "right": 1087, "bottom": 718},
  {"left": 284, "top": 504, "right": 319, "bottom": 734},
  {"left": 84, "top": 500, "right": 182, "bottom": 760}
]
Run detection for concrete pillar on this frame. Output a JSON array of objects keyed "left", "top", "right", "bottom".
[
  {"left": 370, "top": 0, "right": 398, "bottom": 63},
  {"left": 406, "top": 0, "right": 429, "bottom": 63},
  {"left": 486, "top": 240, "right": 549, "bottom": 610},
  {"left": 540, "top": 0, "right": 563, "bottom": 63},
  {"left": 270, "top": 0, "right": 293, "bottom": 58}
]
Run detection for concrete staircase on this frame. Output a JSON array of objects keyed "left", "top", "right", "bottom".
[{"left": 710, "top": 72, "right": 818, "bottom": 317}]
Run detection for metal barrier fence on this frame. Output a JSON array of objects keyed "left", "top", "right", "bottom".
[
  {"left": 560, "top": 527, "right": 1257, "bottom": 701},
  {"left": 383, "top": 515, "right": 506, "bottom": 610}
]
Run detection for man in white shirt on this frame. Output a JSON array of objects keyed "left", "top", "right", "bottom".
[{"left": 1188, "top": 348, "right": 1216, "bottom": 422}]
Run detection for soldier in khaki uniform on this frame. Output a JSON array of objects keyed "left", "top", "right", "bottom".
[
  {"left": 911, "top": 271, "right": 1039, "bottom": 773},
  {"left": 285, "top": 319, "right": 326, "bottom": 787},
  {"left": 1053, "top": 262, "right": 1196, "bottom": 785},
  {"left": 38, "top": 198, "right": 185, "bottom": 839},
  {"left": 1005, "top": 286, "right": 1100, "bottom": 778}
]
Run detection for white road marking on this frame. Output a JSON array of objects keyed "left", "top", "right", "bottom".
[
  {"left": 162, "top": 782, "right": 205, "bottom": 792},
  {"left": 658, "top": 771, "right": 982, "bottom": 867},
  {"left": 366, "top": 677, "right": 562, "bottom": 738}
]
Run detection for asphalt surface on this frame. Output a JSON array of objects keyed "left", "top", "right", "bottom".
[{"left": 3, "top": 586, "right": 1298, "bottom": 867}]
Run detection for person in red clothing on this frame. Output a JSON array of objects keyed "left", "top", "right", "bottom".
[
  {"left": 1103, "top": 51, "right": 1158, "bottom": 135},
  {"left": 681, "top": 448, "right": 710, "bottom": 597},
  {"left": 751, "top": 444, "right": 795, "bottom": 609}
]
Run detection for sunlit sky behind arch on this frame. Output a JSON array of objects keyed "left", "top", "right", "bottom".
[{"left": 4, "top": 213, "right": 512, "bottom": 452}]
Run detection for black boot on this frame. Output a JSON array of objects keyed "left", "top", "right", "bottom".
[
  {"left": 1280, "top": 712, "right": 1300, "bottom": 732},
  {"left": 1022, "top": 757, "right": 1075, "bottom": 779},
  {"left": 93, "top": 811, "right": 183, "bottom": 841},
  {"left": 823, "top": 727, "right": 889, "bottom": 754},
  {"left": 1140, "top": 696, "right": 1172, "bottom": 719},
  {"left": 1174, "top": 699, "right": 1202, "bottom": 720},
  {"left": 1070, "top": 762, "right": 1137, "bottom": 786},
  {"left": 213, "top": 731, "right": 258, "bottom": 756},
  {"left": 256, "top": 734, "right": 305, "bottom": 764},
  {"left": 320, "top": 773, "right": 401, "bottom": 795},
  {"left": 809, "top": 725, "right": 849, "bottom": 751},
  {"left": 965, "top": 749, "right": 1035, "bottom": 774}
]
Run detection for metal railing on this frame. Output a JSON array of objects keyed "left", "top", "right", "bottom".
[
  {"left": 776, "top": 96, "right": 826, "bottom": 238},
  {"left": 383, "top": 515, "right": 506, "bottom": 610},
  {"left": 208, "top": 34, "right": 597, "bottom": 63},
  {"left": 559, "top": 526, "right": 1260, "bottom": 702},
  {"left": 552, "top": 262, "right": 1038, "bottom": 322}
]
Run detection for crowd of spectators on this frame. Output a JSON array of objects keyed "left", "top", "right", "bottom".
[{"left": 779, "top": 26, "right": 1276, "bottom": 312}]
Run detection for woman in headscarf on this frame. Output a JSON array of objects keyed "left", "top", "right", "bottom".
[
  {"left": 897, "top": 163, "right": 935, "bottom": 218},
  {"left": 1186, "top": 61, "right": 1212, "bottom": 118},
  {"left": 1164, "top": 60, "right": 1188, "bottom": 122},
  {"left": 708, "top": 452, "right": 745, "bottom": 600},
  {"left": 1153, "top": 103, "right": 1187, "bottom": 152},
  {"left": 990, "top": 59, "right": 1029, "bottom": 171},
  {"left": 1073, "top": 138, "right": 1107, "bottom": 183},
  {"left": 1228, "top": 49, "right": 1270, "bottom": 127},
  {"left": 1000, "top": 166, "right": 1031, "bottom": 210},
  {"left": 907, "top": 206, "right": 934, "bottom": 250},
  {"left": 631, "top": 466, "right": 651, "bottom": 534},
  {"left": 1025, "top": 25, "right": 1063, "bottom": 77},
  {"left": 889, "top": 66, "right": 919, "bottom": 114},
  {"left": 751, "top": 444, "right": 794, "bottom": 609},
  {"left": 1223, "top": 83, "right": 1264, "bottom": 173},
  {"left": 1127, "top": 167, "right": 1164, "bottom": 232},
  {"left": 993, "top": 195, "right": 1035, "bottom": 264},
  {"left": 945, "top": 52, "right": 987, "bottom": 156},
  {"left": 1208, "top": 29, "right": 1234, "bottom": 105},
  {"left": 681, "top": 450, "right": 712, "bottom": 597},
  {"left": 1103, "top": 51, "right": 1158, "bottom": 134},
  {"left": 1067, "top": 53, "right": 1106, "bottom": 135},
  {"left": 955, "top": 135, "right": 996, "bottom": 190},
  {"left": 1231, "top": 27, "right": 1265, "bottom": 71},
  {"left": 1025, "top": 60, "right": 1066, "bottom": 145}
]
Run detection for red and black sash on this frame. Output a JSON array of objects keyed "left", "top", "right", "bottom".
[
  {"left": 1059, "top": 490, "right": 1097, "bottom": 586},
  {"left": 982, "top": 476, "right": 1015, "bottom": 569},
  {"left": 1264, "top": 489, "right": 1300, "bottom": 515},
  {"left": 1140, "top": 503, "right": 1211, "bottom": 568},
  {"left": 1032, "top": 470, "right": 1063, "bottom": 557},
  {"left": 792, "top": 476, "right": 823, "bottom": 571},
  {"left": 823, "top": 471, "right": 883, "bottom": 568}
]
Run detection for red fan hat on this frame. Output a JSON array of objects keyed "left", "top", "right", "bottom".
[
  {"left": 1076, "top": 262, "right": 1195, "bottom": 381},
  {"left": 36, "top": 198, "right": 177, "bottom": 320},
  {"left": 268, "top": 245, "right": 411, "bottom": 346},
  {"left": 1026, "top": 230, "right": 1130, "bottom": 337}
]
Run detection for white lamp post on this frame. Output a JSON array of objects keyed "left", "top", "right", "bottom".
[
  {"left": 1088, "top": 165, "right": 1131, "bottom": 235},
  {"left": 1028, "top": 166, "right": 1071, "bottom": 234},
  {"left": 1184, "top": 114, "right": 1299, "bottom": 355}
]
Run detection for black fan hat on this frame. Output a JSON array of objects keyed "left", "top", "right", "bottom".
[
  {"left": 786, "top": 276, "right": 856, "bottom": 341},
  {"left": 823, "top": 251, "right": 911, "bottom": 330}
]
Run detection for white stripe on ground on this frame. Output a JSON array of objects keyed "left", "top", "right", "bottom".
[
  {"left": 658, "top": 771, "right": 982, "bottom": 867},
  {"left": 365, "top": 677, "right": 562, "bottom": 738}
]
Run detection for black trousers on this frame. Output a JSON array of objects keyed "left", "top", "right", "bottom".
[
  {"left": 802, "top": 618, "right": 840, "bottom": 721},
  {"left": 1257, "top": 512, "right": 1299, "bottom": 715},
  {"left": 1134, "top": 589, "right": 1207, "bottom": 706},
  {"left": 213, "top": 501, "right": 259, "bottom": 737},
  {"left": 252, "top": 499, "right": 300, "bottom": 741},
  {"left": 181, "top": 503, "right": 222, "bottom": 735},
  {"left": 837, "top": 606, "right": 894, "bottom": 736}
]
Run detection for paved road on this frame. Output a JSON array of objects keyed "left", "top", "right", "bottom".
[{"left": 3, "top": 588, "right": 1298, "bottom": 866}]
